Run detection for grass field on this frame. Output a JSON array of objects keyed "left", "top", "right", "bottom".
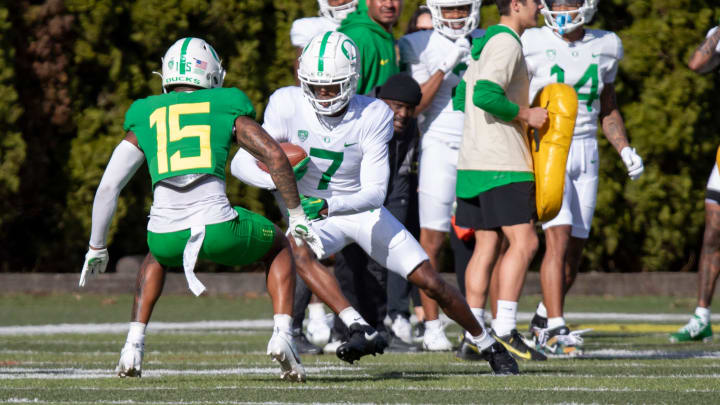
[{"left": 1, "top": 293, "right": 719, "bottom": 404}]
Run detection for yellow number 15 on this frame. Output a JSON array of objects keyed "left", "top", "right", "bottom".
[{"left": 149, "top": 102, "right": 211, "bottom": 174}]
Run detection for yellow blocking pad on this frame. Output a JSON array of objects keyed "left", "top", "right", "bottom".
[
  {"left": 530, "top": 83, "right": 578, "bottom": 222},
  {"left": 716, "top": 144, "right": 720, "bottom": 169}
]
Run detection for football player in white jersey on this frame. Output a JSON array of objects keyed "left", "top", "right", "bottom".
[
  {"left": 669, "top": 22, "right": 720, "bottom": 343},
  {"left": 232, "top": 31, "right": 519, "bottom": 374},
  {"left": 522, "top": 0, "right": 644, "bottom": 354},
  {"left": 397, "top": 0, "right": 483, "bottom": 352},
  {"left": 291, "top": 1, "right": 358, "bottom": 52}
]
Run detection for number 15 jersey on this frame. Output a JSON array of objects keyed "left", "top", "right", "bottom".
[
  {"left": 262, "top": 86, "right": 394, "bottom": 216},
  {"left": 523, "top": 26, "right": 623, "bottom": 139}
]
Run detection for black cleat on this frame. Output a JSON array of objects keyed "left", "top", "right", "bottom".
[
  {"left": 336, "top": 323, "right": 387, "bottom": 364},
  {"left": 292, "top": 332, "right": 323, "bottom": 355},
  {"left": 385, "top": 332, "right": 420, "bottom": 353},
  {"left": 455, "top": 337, "right": 484, "bottom": 361},
  {"left": 479, "top": 341, "right": 520, "bottom": 375},
  {"left": 529, "top": 313, "right": 548, "bottom": 332},
  {"left": 492, "top": 329, "right": 547, "bottom": 361}
]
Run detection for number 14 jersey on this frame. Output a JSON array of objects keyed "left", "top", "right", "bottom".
[{"left": 522, "top": 26, "right": 623, "bottom": 139}]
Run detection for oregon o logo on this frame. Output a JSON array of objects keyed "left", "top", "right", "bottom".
[{"left": 340, "top": 40, "right": 356, "bottom": 61}]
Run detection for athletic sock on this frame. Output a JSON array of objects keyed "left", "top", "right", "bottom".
[
  {"left": 308, "top": 303, "right": 326, "bottom": 320},
  {"left": 425, "top": 319, "right": 443, "bottom": 332},
  {"left": 470, "top": 308, "right": 485, "bottom": 326},
  {"left": 695, "top": 307, "right": 711, "bottom": 324},
  {"left": 469, "top": 330, "right": 496, "bottom": 351},
  {"left": 127, "top": 322, "right": 146, "bottom": 344},
  {"left": 338, "top": 307, "right": 369, "bottom": 327},
  {"left": 490, "top": 318, "right": 497, "bottom": 332},
  {"left": 494, "top": 300, "right": 518, "bottom": 337},
  {"left": 273, "top": 314, "right": 292, "bottom": 334},
  {"left": 547, "top": 317, "right": 566, "bottom": 330},
  {"left": 536, "top": 302, "right": 548, "bottom": 318}
]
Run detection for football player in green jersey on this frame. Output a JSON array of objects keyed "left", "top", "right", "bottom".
[{"left": 79, "top": 37, "right": 323, "bottom": 382}]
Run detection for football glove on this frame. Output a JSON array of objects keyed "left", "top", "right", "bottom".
[
  {"left": 620, "top": 147, "right": 644, "bottom": 180},
  {"left": 300, "top": 195, "right": 328, "bottom": 220},
  {"left": 293, "top": 156, "right": 310, "bottom": 181},
  {"left": 79, "top": 247, "right": 109, "bottom": 287},
  {"left": 437, "top": 37, "right": 471, "bottom": 74},
  {"left": 288, "top": 209, "right": 325, "bottom": 259}
]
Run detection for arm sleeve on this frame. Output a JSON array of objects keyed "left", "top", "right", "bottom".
[
  {"left": 452, "top": 78, "right": 466, "bottom": 112},
  {"left": 326, "top": 105, "right": 392, "bottom": 215},
  {"left": 89, "top": 140, "right": 145, "bottom": 248},
  {"left": 472, "top": 80, "right": 519, "bottom": 122}
]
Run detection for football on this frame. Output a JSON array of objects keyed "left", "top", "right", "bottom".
[{"left": 257, "top": 142, "right": 307, "bottom": 172}]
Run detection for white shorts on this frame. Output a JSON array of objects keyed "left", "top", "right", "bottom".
[
  {"left": 310, "top": 206, "right": 429, "bottom": 278},
  {"left": 418, "top": 136, "right": 460, "bottom": 232},
  {"left": 542, "top": 137, "right": 599, "bottom": 239},
  {"left": 706, "top": 163, "right": 720, "bottom": 205}
]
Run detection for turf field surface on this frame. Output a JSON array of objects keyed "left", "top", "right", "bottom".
[{"left": 0, "top": 293, "right": 718, "bottom": 404}]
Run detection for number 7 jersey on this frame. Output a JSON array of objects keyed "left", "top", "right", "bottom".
[
  {"left": 522, "top": 27, "right": 623, "bottom": 139},
  {"left": 123, "top": 87, "right": 255, "bottom": 186}
]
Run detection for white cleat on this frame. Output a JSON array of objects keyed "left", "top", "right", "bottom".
[
  {"left": 422, "top": 325, "right": 453, "bottom": 352},
  {"left": 267, "top": 330, "right": 306, "bottom": 383},
  {"left": 391, "top": 316, "right": 413, "bottom": 344},
  {"left": 323, "top": 338, "right": 343, "bottom": 354},
  {"left": 306, "top": 317, "right": 332, "bottom": 347},
  {"left": 116, "top": 341, "right": 144, "bottom": 378}
]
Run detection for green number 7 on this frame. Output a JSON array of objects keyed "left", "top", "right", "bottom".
[{"left": 309, "top": 148, "right": 344, "bottom": 190}]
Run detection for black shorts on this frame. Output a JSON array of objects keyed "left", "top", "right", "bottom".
[
  {"left": 456, "top": 181, "right": 537, "bottom": 230},
  {"left": 707, "top": 188, "right": 720, "bottom": 205}
]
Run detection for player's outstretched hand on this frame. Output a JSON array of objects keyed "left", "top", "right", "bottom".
[
  {"left": 288, "top": 212, "right": 325, "bottom": 259},
  {"left": 620, "top": 147, "right": 644, "bottom": 180},
  {"left": 79, "top": 247, "right": 109, "bottom": 287},
  {"left": 300, "top": 195, "right": 328, "bottom": 220},
  {"left": 438, "top": 37, "right": 471, "bottom": 74}
]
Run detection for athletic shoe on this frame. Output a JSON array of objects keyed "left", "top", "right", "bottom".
[
  {"left": 116, "top": 341, "right": 144, "bottom": 378},
  {"left": 528, "top": 312, "right": 548, "bottom": 334},
  {"left": 669, "top": 315, "right": 713, "bottom": 343},
  {"left": 323, "top": 338, "right": 343, "bottom": 354},
  {"left": 391, "top": 316, "right": 413, "bottom": 344},
  {"left": 455, "top": 336, "right": 484, "bottom": 361},
  {"left": 413, "top": 322, "right": 425, "bottom": 344},
  {"left": 535, "top": 326, "right": 589, "bottom": 356},
  {"left": 267, "top": 330, "right": 306, "bottom": 382},
  {"left": 492, "top": 329, "right": 547, "bottom": 361},
  {"left": 306, "top": 317, "right": 332, "bottom": 347},
  {"left": 336, "top": 323, "right": 387, "bottom": 364},
  {"left": 385, "top": 332, "right": 420, "bottom": 353},
  {"left": 479, "top": 341, "right": 520, "bottom": 375},
  {"left": 292, "top": 331, "right": 322, "bottom": 355},
  {"left": 422, "top": 324, "right": 453, "bottom": 351}
]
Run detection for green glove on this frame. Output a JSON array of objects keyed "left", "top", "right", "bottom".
[
  {"left": 300, "top": 194, "right": 328, "bottom": 220},
  {"left": 293, "top": 157, "right": 310, "bottom": 181}
]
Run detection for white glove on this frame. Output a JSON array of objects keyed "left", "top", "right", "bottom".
[
  {"left": 437, "top": 37, "right": 471, "bottom": 74},
  {"left": 288, "top": 207, "right": 325, "bottom": 259},
  {"left": 620, "top": 147, "right": 644, "bottom": 180},
  {"left": 79, "top": 247, "right": 109, "bottom": 287}
]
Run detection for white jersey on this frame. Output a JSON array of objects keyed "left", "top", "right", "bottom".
[
  {"left": 290, "top": 16, "right": 339, "bottom": 47},
  {"left": 232, "top": 86, "right": 393, "bottom": 216},
  {"left": 523, "top": 26, "right": 623, "bottom": 139},
  {"left": 398, "top": 29, "right": 484, "bottom": 143}
]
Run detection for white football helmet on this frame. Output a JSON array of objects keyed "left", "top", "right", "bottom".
[
  {"left": 160, "top": 37, "right": 226, "bottom": 92},
  {"left": 427, "top": 0, "right": 481, "bottom": 40},
  {"left": 540, "top": 0, "right": 598, "bottom": 35},
  {"left": 318, "top": 0, "right": 358, "bottom": 24},
  {"left": 298, "top": 31, "right": 359, "bottom": 115}
]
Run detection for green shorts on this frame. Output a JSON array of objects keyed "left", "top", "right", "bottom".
[{"left": 147, "top": 206, "right": 277, "bottom": 267}]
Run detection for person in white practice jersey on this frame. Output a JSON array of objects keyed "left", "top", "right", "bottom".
[
  {"left": 669, "top": 20, "right": 720, "bottom": 343},
  {"left": 232, "top": 31, "right": 519, "bottom": 373},
  {"left": 397, "top": 0, "right": 483, "bottom": 352},
  {"left": 522, "top": 0, "right": 644, "bottom": 354}
]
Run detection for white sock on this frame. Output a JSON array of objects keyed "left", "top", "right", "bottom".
[
  {"left": 127, "top": 322, "right": 146, "bottom": 344},
  {"left": 536, "top": 302, "right": 548, "bottom": 318},
  {"left": 494, "top": 300, "right": 518, "bottom": 336},
  {"left": 695, "top": 307, "right": 711, "bottom": 323},
  {"left": 547, "top": 316, "right": 566, "bottom": 330},
  {"left": 425, "top": 319, "right": 443, "bottom": 331},
  {"left": 470, "top": 308, "right": 485, "bottom": 325},
  {"left": 470, "top": 330, "right": 496, "bottom": 351},
  {"left": 273, "top": 314, "right": 292, "bottom": 334},
  {"left": 338, "top": 307, "right": 369, "bottom": 327},
  {"left": 308, "top": 303, "right": 326, "bottom": 320}
]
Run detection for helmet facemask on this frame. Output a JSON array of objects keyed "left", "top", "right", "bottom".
[
  {"left": 298, "top": 31, "right": 360, "bottom": 115},
  {"left": 318, "top": 0, "right": 358, "bottom": 24},
  {"left": 427, "top": 0, "right": 481, "bottom": 40},
  {"left": 540, "top": 0, "right": 598, "bottom": 35}
]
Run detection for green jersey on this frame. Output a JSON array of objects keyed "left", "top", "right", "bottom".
[{"left": 123, "top": 87, "right": 255, "bottom": 186}]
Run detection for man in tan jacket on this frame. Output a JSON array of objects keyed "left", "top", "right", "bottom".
[{"left": 453, "top": 0, "right": 548, "bottom": 362}]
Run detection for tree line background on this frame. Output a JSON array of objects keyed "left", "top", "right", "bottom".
[{"left": 0, "top": 0, "right": 718, "bottom": 273}]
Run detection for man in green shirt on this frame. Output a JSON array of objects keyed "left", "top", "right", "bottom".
[
  {"left": 339, "top": 0, "right": 401, "bottom": 94},
  {"left": 78, "top": 37, "right": 323, "bottom": 382}
]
